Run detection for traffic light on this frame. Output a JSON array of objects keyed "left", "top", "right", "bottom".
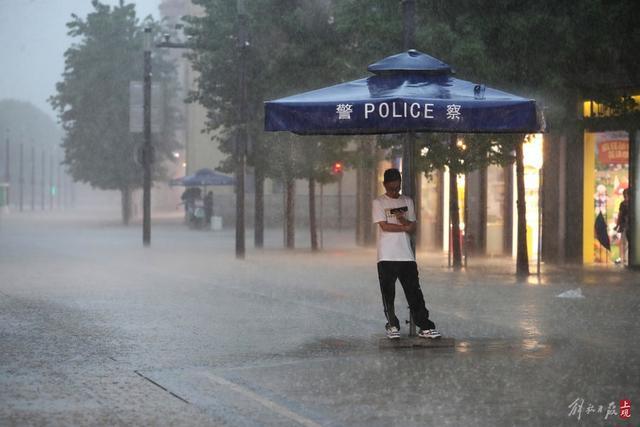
[{"left": 332, "top": 161, "right": 343, "bottom": 175}]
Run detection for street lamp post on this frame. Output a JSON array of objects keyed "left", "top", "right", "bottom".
[
  {"left": 235, "top": 0, "right": 249, "bottom": 259},
  {"left": 49, "top": 153, "right": 53, "bottom": 210},
  {"left": 31, "top": 145, "right": 35, "bottom": 211},
  {"left": 19, "top": 142, "right": 24, "bottom": 212},
  {"left": 155, "top": 25, "right": 249, "bottom": 259},
  {"left": 142, "top": 27, "right": 152, "bottom": 246},
  {"left": 40, "top": 149, "right": 45, "bottom": 210},
  {"left": 4, "top": 129, "right": 9, "bottom": 207}
]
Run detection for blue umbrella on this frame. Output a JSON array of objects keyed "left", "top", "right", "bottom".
[
  {"left": 265, "top": 50, "right": 545, "bottom": 135},
  {"left": 170, "top": 168, "right": 235, "bottom": 187}
]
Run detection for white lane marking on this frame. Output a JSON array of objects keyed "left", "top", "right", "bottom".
[{"left": 202, "top": 372, "right": 322, "bottom": 427}]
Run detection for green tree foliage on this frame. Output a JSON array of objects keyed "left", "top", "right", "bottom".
[
  {"left": 334, "top": 0, "right": 638, "bottom": 272},
  {"left": 185, "top": 0, "right": 349, "bottom": 248},
  {"left": 49, "top": 0, "right": 179, "bottom": 224},
  {"left": 418, "top": 133, "right": 518, "bottom": 177},
  {"left": 185, "top": 0, "right": 638, "bottom": 258},
  {"left": 337, "top": 0, "right": 639, "bottom": 132},
  {"left": 186, "top": 0, "right": 347, "bottom": 172}
]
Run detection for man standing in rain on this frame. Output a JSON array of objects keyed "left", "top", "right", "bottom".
[{"left": 372, "top": 168, "right": 441, "bottom": 339}]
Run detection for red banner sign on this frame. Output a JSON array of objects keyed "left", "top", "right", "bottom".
[{"left": 597, "top": 140, "right": 629, "bottom": 164}]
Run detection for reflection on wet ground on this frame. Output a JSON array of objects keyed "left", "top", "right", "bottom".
[
  {"left": 454, "top": 338, "right": 553, "bottom": 360},
  {"left": 289, "top": 335, "right": 555, "bottom": 359}
]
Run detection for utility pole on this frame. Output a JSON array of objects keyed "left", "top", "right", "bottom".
[
  {"left": 142, "top": 27, "right": 153, "bottom": 246},
  {"left": 40, "top": 149, "right": 45, "bottom": 210},
  {"left": 4, "top": 129, "right": 9, "bottom": 207},
  {"left": 30, "top": 145, "right": 35, "bottom": 211},
  {"left": 49, "top": 153, "right": 53, "bottom": 210},
  {"left": 19, "top": 142, "right": 24, "bottom": 212},
  {"left": 235, "top": 0, "right": 249, "bottom": 259},
  {"left": 57, "top": 155, "right": 62, "bottom": 209}
]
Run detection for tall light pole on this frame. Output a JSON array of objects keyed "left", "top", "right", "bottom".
[
  {"left": 30, "top": 145, "right": 35, "bottom": 211},
  {"left": 49, "top": 152, "right": 53, "bottom": 210},
  {"left": 142, "top": 27, "right": 153, "bottom": 246},
  {"left": 40, "top": 149, "right": 45, "bottom": 210},
  {"left": 19, "top": 142, "right": 24, "bottom": 212},
  {"left": 4, "top": 129, "right": 9, "bottom": 207},
  {"left": 235, "top": 0, "right": 249, "bottom": 259},
  {"left": 57, "top": 153, "right": 62, "bottom": 209}
]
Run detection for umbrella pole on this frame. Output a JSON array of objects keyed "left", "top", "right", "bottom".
[
  {"left": 320, "top": 183, "right": 324, "bottom": 250},
  {"left": 402, "top": 132, "right": 417, "bottom": 337},
  {"left": 402, "top": 0, "right": 417, "bottom": 337}
]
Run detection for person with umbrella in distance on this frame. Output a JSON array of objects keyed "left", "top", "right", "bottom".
[
  {"left": 204, "top": 190, "right": 214, "bottom": 226},
  {"left": 372, "top": 168, "right": 441, "bottom": 340}
]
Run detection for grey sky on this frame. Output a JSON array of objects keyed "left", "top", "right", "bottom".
[{"left": 0, "top": 0, "right": 160, "bottom": 122}]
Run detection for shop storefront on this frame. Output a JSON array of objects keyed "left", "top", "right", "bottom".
[
  {"left": 582, "top": 131, "right": 629, "bottom": 264},
  {"left": 581, "top": 95, "right": 638, "bottom": 266},
  {"left": 419, "top": 135, "right": 543, "bottom": 260}
]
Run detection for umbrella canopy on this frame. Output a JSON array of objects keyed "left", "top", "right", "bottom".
[
  {"left": 265, "top": 50, "right": 545, "bottom": 135},
  {"left": 170, "top": 168, "right": 235, "bottom": 187}
]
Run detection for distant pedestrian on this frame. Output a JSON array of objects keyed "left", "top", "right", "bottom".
[
  {"left": 372, "top": 168, "right": 441, "bottom": 340},
  {"left": 615, "top": 188, "right": 630, "bottom": 265},
  {"left": 204, "top": 191, "right": 213, "bottom": 225}
]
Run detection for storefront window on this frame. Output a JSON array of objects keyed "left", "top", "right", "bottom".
[
  {"left": 486, "top": 165, "right": 505, "bottom": 255},
  {"left": 442, "top": 168, "right": 465, "bottom": 252},
  {"left": 583, "top": 131, "right": 629, "bottom": 264},
  {"left": 420, "top": 173, "right": 439, "bottom": 249}
]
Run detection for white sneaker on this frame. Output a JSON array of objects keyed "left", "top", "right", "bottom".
[
  {"left": 418, "top": 329, "right": 442, "bottom": 339},
  {"left": 386, "top": 326, "right": 401, "bottom": 339}
]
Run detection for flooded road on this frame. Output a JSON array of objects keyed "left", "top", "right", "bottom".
[{"left": 1, "top": 212, "right": 638, "bottom": 426}]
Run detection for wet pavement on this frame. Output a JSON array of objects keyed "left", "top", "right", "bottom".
[{"left": 1, "top": 211, "right": 638, "bottom": 426}]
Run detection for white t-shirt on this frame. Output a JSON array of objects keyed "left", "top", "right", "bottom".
[{"left": 372, "top": 194, "right": 416, "bottom": 262}]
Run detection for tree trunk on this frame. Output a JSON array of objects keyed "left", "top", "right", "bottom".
[
  {"left": 355, "top": 155, "right": 363, "bottom": 245},
  {"left": 449, "top": 135, "right": 462, "bottom": 269},
  {"left": 286, "top": 173, "right": 295, "bottom": 249},
  {"left": 121, "top": 187, "right": 132, "bottom": 226},
  {"left": 363, "top": 141, "right": 376, "bottom": 246},
  {"left": 516, "top": 138, "right": 530, "bottom": 276},
  {"left": 450, "top": 169, "right": 463, "bottom": 270},
  {"left": 309, "top": 177, "right": 318, "bottom": 251},
  {"left": 254, "top": 162, "right": 264, "bottom": 248}
]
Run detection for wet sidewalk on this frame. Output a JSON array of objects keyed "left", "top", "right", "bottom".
[{"left": 1, "top": 211, "right": 638, "bottom": 426}]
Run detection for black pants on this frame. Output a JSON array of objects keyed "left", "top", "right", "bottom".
[{"left": 377, "top": 261, "right": 435, "bottom": 330}]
